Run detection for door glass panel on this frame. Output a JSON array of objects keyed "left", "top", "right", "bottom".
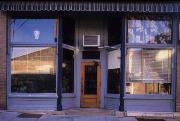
[{"left": 84, "top": 65, "right": 97, "bottom": 94}]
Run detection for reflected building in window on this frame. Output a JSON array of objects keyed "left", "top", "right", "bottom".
[{"left": 11, "top": 47, "right": 56, "bottom": 93}]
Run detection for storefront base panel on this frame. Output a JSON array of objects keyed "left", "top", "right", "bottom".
[
  {"left": 8, "top": 97, "right": 57, "bottom": 110},
  {"left": 7, "top": 97, "right": 78, "bottom": 110},
  {"left": 125, "top": 99, "right": 174, "bottom": 112},
  {"left": 104, "top": 96, "right": 174, "bottom": 112},
  {"left": 62, "top": 97, "right": 78, "bottom": 109},
  {"left": 104, "top": 97, "right": 119, "bottom": 110},
  {"left": 7, "top": 97, "right": 174, "bottom": 111}
]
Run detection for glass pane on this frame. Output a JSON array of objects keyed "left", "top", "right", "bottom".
[
  {"left": 126, "top": 48, "right": 172, "bottom": 94},
  {"left": 11, "top": 19, "right": 56, "bottom": 43},
  {"left": 11, "top": 47, "right": 56, "bottom": 93},
  {"left": 62, "top": 48, "right": 74, "bottom": 93},
  {"left": 107, "top": 49, "right": 120, "bottom": 94},
  {"left": 84, "top": 65, "right": 97, "bottom": 95},
  {"left": 63, "top": 18, "right": 75, "bottom": 46},
  {"left": 108, "top": 69, "right": 120, "bottom": 94},
  {"left": 82, "top": 51, "right": 100, "bottom": 59},
  {"left": 128, "top": 17, "right": 171, "bottom": 44},
  {"left": 108, "top": 18, "right": 121, "bottom": 46}
]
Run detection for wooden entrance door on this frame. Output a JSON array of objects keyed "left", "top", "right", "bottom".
[{"left": 80, "top": 62, "right": 101, "bottom": 108}]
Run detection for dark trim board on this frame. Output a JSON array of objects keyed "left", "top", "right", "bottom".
[
  {"left": 57, "top": 17, "right": 63, "bottom": 111},
  {"left": 119, "top": 16, "right": 126, "bottom": 111}
]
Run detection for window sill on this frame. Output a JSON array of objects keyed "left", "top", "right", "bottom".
[
  {"left": 124, "top": 94, "right": 173, "bottom": 100},
  {"left": 8, "top": 93, "right": 76, "bottom": 98},
  {"left": 104, "top": 94, "right": 173, "bottom": 100},
  {"left": 8, "top": 93, "right": 58, "bottom": 98}
]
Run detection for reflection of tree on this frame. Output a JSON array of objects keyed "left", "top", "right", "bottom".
[
  {"left": 128, "top": 18, "right": 171, "bottom": 44},
  {"left": 108, "top": 69, "right": 120, "bottom": 94},
  {"left": 11, "top": 47, "right": 56, "bottom": 93},
  {"left": 148, "top": 32, "right": 171, "bottom": 44},
  {"left": 62, "top": 60, "right": 73, "bottom": 93},
  {"left": 11, "top": 74, "right": 56, "bottom": 93},
  {"left": 62, "top": 48, "right": 74, "bottom": 93}
]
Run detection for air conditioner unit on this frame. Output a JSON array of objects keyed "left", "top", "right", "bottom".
[{"left": 83, "top": 35, "right": 100, "bottom": 47}]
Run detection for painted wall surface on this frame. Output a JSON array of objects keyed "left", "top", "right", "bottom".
[
  {"left": 125, "top": 99, "right": 173, "bottom": 112},
  {"left": 8, "top": 97, "right": 57, "bottom": 110},
  {"left": 105, "top": 96, "right": 119, "bottom": 110},
  {"left": 77, "top": 17, "right": 106, "bottom": 48}
]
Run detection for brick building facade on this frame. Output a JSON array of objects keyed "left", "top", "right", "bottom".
[
  {"left": 0, "top": 1, "right": 180, "bottom": 112},
  {"left": 176, "top": 43, "right": 180, "bottom": 112}
]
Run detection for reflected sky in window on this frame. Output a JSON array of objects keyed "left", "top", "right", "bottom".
[
  {"left": 11, "top": 19, "right": 55, "bottom": 43},
  {"left": 11, "top": 47, "right": 50, "bottom": 59}
]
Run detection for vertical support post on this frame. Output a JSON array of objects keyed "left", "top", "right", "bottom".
[
  {"left": 172, "top": 16, "right": 178, "bottom": 112},
  {"left": 119, "top": 16, "right": 126, "bottom": 111},
  {"left": 57, "top": 17, "right": 63, "bottom": 111}
]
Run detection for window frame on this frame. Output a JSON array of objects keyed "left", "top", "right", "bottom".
[
  {"left": 106, "top": 47, "right": 121, "bottom": 95},
  {"left": 127, "top": 16, "right": 173, "bottom": 45},
  {"left": 62, "top": 47, "right": 75, "bottom": 94},
  {"left": 8, "top": 18, "right": 58, "bottom": 97},
  {"left": 62, "top": 40, "right": 76, "bottom": 95},
  {"left": 8, "top": 18, "right": 77, "bottom": 97},
  {"left": 10, "top": 19, "right": 57, "bottom": 44},
  {"left": 125, "top": 16, "right": 175, "bottom": 97}
]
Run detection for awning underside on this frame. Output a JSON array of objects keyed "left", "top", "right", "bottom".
[{"left": 0, "top": 1, "right": 180, "bottom": 13}]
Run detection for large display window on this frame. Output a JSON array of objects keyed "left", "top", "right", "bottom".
[
  {"left": 126, "top": 16, "right": 173, "bottom": 95},
  {"left": 10, "top": 19, "right": 57, "bottom": 93}
]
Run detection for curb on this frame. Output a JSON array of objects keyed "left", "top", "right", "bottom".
[{"left": 115, "top": 111, "right": 180, "bottom": 118}]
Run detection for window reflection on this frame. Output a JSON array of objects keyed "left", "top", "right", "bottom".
[
  {"left": 107, "top": 49, "right": 120, "bottom": 94},
  {"left": 63, "top": 18, "right": 75, "bottom": 46},
  {"left": 11, "top": 47, "right": 56, "bottom": 93},
  {"left": 84, "top": 65, "right": 97, "bottom": 94},
  {"left": 126, "top": 48, "right": 172, "bottom": 94},
  {"left": 11, "top": 19, "right": 56, "bottom": 43},
  {"left": 62, "top": 48, "right": 74, "bottom": 93},
  {"left": 128, "top": 17, "right": 171, "bottom": 44},
  {"left": 108, "top": 18, "right": 121, "bottom": 46}
]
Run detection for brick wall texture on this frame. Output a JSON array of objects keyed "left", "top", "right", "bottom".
[
  {"left": 177, "top": 42, "right": 180, "bottom": 112},
  {"left": 0, "top": 12, "right": 7, "bottom": 109}
]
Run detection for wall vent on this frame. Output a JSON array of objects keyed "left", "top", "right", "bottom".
[{"left": 83, "top": 35, "right": 100, "bottom": 47}]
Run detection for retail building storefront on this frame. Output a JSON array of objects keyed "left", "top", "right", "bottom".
[{"left": 0, "top": 1, "right": 180, "bottom": 112}]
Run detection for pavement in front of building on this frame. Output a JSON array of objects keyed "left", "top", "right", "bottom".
[{"left": 0, "top": 109, "right": 180, "bottom": 121}]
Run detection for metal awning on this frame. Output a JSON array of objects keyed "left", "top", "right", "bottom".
[{"left": 0, "top": 1, "right": 180, "bottom": 13}]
